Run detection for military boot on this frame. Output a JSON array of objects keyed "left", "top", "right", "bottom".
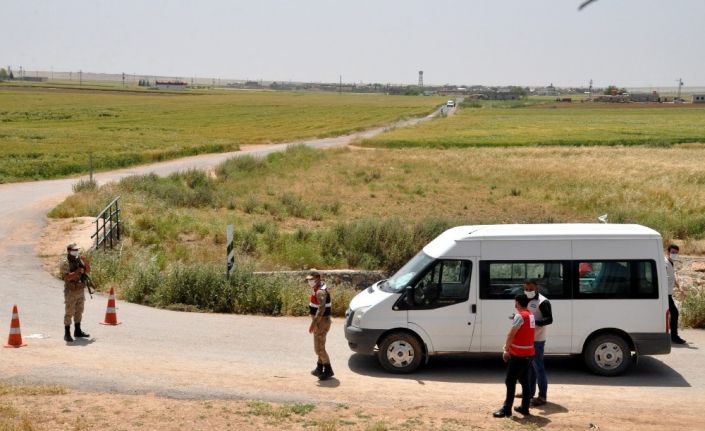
[
  {"left": 64, "top": 325, "right": 74, "bottom": 342},
  {"left": 311, "top": 361, "right": 323, "bottom": 377},
  {"left": 74, "top": 323, "right": 89, "bottom": 338},
  {"left": 318, "top": 363, "right": 334, "bottom": 380}
]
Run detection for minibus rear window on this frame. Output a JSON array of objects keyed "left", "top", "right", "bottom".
[{"left": 574, "top": 260, "right": 658, "bottom": 299}]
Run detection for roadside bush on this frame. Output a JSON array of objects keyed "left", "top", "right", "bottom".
[
  {"left": 72, "top": 177, "right": 97, "bottom": 193},
  {"left": 215, "top": 155, "right": 266, "bottom": 180},
  {"left": 320, "top": 217, "right": 453, "bottom": 272},
  {"left": 117, "top": 171, "right": 216, "bottom": 208},
  {"left": 121, "top": 257, "right": 355, "bottom": 316},
  {"left": 123, "top": 253, "right": 162, "bottom": 305},
  {"left": 681, "top": 289, "right": 705, "bottom": 329},
  {"left": 153, "top": 263, "right": 229, "bottom": 311},
  {"left": 86, "top": 249, "right": 127, "bottom": 292}
]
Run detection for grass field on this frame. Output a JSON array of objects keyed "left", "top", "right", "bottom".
[
  {"left": 364, "top": 100, "right": 705, "bottom": 148},
  {"left": 50, "top": 144, "right": 705, "bottom": 313},
  {"left": 0, "top": 85, "right": 441, "bottom": 182}
]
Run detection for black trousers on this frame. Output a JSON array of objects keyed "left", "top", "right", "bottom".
[
  {"left": 504, "top": 355, "right": 533, "bottom": 411},
  {"left": 669, "top": 295, "right": 680, "bottom": 339}
]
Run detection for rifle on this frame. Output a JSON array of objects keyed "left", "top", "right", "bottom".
[
  {"left": 81, "top": 273, "right": 96, "bottom": 298},
  {"left": 76, "top": 256, "right": 96, "bottom": 298}
]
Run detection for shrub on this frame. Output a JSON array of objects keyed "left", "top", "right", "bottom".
[
  {"left": 216, "top": 155, "right": 266, "bottom": 179},
  {"left": 320, "top": 217, "right": 453, "bottom": 272},
  {"left": 120, "top": 257, "right": 356, "bottom": 317},
  {"left": 682, "top": 289, "right": 705, "bottom": 329},
  {"left": 280, "top": 192, "right": 308, "bottom": 218},
  {"left": 123, "top": 253, "right": 162, "bottom": 304},
  {"left": 72, "top": 177, "right": 98, "bottom": 193},
  {"left": 243, "top": 195, "right": 258, "bottom": 214},
  {"left": 117, "top": 171, "right": 215, "bottom": 208}
]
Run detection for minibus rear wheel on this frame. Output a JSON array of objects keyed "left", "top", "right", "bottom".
[
  {"left": 378, "top": 332, "right": 423, "bottom": 373},
  {"left": 584, "top": 333, "right": 631, "bottom": 376}
]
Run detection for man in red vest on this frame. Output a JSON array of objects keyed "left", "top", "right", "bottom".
[{"left": 494, "top": 293, "right": 536, "bottom": 418}]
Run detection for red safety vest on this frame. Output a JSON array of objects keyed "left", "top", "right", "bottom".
[
  {"left": 510, "top": 310, "right": 536, "bottom": 357},
  {"left": 309, "top": 286, "right": 331, "bottom": 316}
]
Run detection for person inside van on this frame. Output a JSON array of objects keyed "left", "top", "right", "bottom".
[{"left": 494, "top": 293, "right": 535, "bottom": 418}]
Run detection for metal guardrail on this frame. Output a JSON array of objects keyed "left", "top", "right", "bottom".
[{"left": 91, "top": 196, "right": 121, "bottom": 250}]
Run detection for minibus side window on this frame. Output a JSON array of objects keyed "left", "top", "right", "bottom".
[
  {"left": 574, "top": 260, "right": 658, "bottom": 299},
  {"left": 480, "top": 261, "right": 570, "bottom": 299},
  {"left": 410, "top": 260, "right": 471, "bottom": 308}
]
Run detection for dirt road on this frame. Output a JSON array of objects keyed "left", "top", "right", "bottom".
[{"left": 1, "top": 110, "right": 704, "bottom": 430}]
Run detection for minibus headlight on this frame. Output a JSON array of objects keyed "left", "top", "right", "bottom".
[{"left": 352, "top": 306, "right": 370, "bottom": 328}]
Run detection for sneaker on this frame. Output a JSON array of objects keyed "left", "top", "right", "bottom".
[
  {"left": 493, "top": 408, "right": 511, "bottom": 418},
  {"left": 514, "top": 406, "right": 531, "bottom": 416},
  {"left": 672, "top": 337, "right": 687, "bottom": 345},
  {"left": 531, "top": 397, "right": 547, "bottom": 407}
]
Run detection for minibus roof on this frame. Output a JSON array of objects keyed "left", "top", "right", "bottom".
[{"left": 424, "top": 224, "right": 661, "bottom": 257}]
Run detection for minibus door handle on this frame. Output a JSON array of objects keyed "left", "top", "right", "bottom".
[{"left": 471, "top": 304, "right": 477, "bottom": 314}]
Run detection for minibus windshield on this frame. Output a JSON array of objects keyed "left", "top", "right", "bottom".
[{"left": 380, "top": 251, "right": 433, "bottom": 293}]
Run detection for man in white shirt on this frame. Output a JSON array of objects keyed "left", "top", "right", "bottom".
[
  {"left": 523, "top": 279, "right": 553, "bottom": 406},
  {"left": 665, "top": 245, "right": 686, "bottom": 344}
]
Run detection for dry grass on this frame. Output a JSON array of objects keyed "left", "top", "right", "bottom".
[
  {"left": 52, "top": 144, "right": 705, "bottom": 276},
  {"left": 0, "top": 388, "right": 477, "bottom": 431}
]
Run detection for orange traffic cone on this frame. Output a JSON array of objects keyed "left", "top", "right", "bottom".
[
  {"left": 4, "top": 305, "right": 27, "bottom": 348},
  {"left": 100, "top": 287, "right": 122, "bottom": 326}
]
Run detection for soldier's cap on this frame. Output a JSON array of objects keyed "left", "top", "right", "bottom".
[
  {"left": 305, "top": 270, "right": 321, "bottom": 280},
  {"left": 66, "top": 243, "right": 79, "bottom": 251}
]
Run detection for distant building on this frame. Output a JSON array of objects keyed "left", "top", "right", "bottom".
[
  {"left": 630, "top": 91, "right": 660, "bottom": 103},
  {"left": 593, "top": 95, "right": 631, "bottom": 103},
  {"left": 693, "top": 94, "right": 705, "bottom": 104},
  {"left": 535, "top": 84, "right": 559, "bottom": 97},
  {"left": 16, "top": 76, "right": 48, "bottom": 82},
  {"left": 155, "top": 81, "right": 188, "bottom": 90}
]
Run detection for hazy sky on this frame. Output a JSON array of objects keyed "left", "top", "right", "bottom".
[{"left": 3, "top": 0, "right": 704, "bottom": 87}]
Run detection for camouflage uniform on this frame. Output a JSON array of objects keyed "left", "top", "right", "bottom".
[
  {"left": 308, "top": 271, "right": 333, "bottom": 380},
  {"left": 60, "top": 244, "right": 91, "bottom": 342},
  {"left": 312, "top": 287, "right": 332, "bottom": 364},
  {"left": 60, "top": 255, "right": 87, "bottom": 326}
]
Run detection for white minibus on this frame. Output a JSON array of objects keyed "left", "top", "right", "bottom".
[{"left": 344, "top": 224, "right": 671, "bottom": 376}]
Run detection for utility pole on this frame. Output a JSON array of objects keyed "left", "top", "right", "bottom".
[
  {"left": 676, "top": 78, "right": 684, "bottom": 102},
  {"left": 79, "top": 70, "right": 83, "bottom": 86},
  {"left": 339, "top": 75, "right": 342, "bottom": 95},
  {"left": 122, "top": 72, "right": 126, "bottom": 88},
  {"left": 589, "top": 79, "right": 593, "bottom": 101}
]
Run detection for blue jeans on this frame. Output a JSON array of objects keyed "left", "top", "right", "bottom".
[{"left": 529, "top": 340, "right": 547, "bottom": 400}]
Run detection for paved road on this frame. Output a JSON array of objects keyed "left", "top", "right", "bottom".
[
  {"left": 1, "top": 108, "right": 704, "bottom": 428},
  {"left": 0, "top": 111, "right": 449, "bottom": 403}
]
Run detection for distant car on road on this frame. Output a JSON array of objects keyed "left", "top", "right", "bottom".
[{"left": 446, "top": 100, "right": 455, "bottom": 108}]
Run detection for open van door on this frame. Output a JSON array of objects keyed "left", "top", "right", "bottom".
[{"left": 406, "top": 259, "right": 476, "bottom": 352}]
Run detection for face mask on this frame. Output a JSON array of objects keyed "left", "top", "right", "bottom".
[
  {"left": 670, "top": 253, "right": 679, "bottom": 262},
  {"left": 308, "top": 280, "right": 317, "bottom": 288},
  {"left": 70, "top": 250, "right": 79, "bottom": 257},
  {"left": 524, "top": 290, "right": 536, "bottom": 299}
]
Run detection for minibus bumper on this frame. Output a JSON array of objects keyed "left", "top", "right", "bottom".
[
  {"left": 344, "top": 325, "right": 384, "bottom": 354},
  {"left": 632, "top": 332, "right": 671, "bottom": 355}
]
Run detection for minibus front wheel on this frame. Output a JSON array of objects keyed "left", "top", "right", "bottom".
[
  {"left": 377, "top": 332, "right": 424, "bottom": 373},
  {"left": 584, "top": 333, "right": 632, "bottom": 376}
]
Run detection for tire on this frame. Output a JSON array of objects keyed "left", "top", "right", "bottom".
[
  {"left": 584, "top": 334, "right": 632, "bottom": 376},
  {"left": 377, "top": 332, "right": 423, "bottom": 374}
]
